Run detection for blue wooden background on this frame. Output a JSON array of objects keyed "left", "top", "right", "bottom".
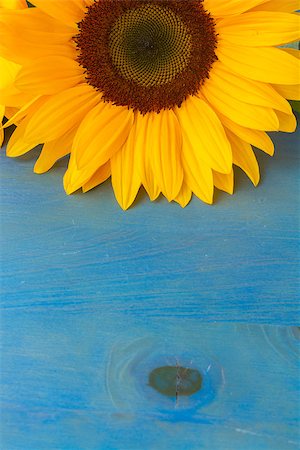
[{"left": 0, "top": 118, "right": 299, "bottom": 449}]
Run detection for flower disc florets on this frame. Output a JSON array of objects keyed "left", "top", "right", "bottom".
[{"left": 75, "top": 0, "right": 217, "bottom": 113}]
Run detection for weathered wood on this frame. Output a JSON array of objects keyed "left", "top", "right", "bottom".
[
  {"left": 0, "top": 122, "right": 299, "bottom": 448},
  {"left": 1, "top": 126, "right": 299, "bottom": 323},
  {"left": 1, "top": 317, "right": 299, "bottom": 449}
]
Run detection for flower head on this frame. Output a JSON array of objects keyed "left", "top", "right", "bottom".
[{"left": 1, "top": 0, "right": 299, "bottom": 209}]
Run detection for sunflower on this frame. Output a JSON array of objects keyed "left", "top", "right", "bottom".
[
  {"left": 0, "top": 0, "right": 28, "bottom": 145},
  {"left": 0, "top": 0, "right": 299, "bottom": 209}
]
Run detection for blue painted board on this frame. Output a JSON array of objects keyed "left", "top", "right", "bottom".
[
  {"left": 1, "top": 123, "right": 299, "bottom": 323},
  {"left": 1, "top": 314, "right": 299, "bottom": 449},
  {"left": 0, "top": 121, "right": 299, "bottom": 449}
]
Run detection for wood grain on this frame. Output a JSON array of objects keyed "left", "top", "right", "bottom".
[
  {"left": 1, "top": 316, "right": 299, "bottom": 449},
  {"left": 1, "top": 126, "right": 299, "bottom": 323},
  {"left": 0, "top": 121, "right": 299, "bottom": 448}
]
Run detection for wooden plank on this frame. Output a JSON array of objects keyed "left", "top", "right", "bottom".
[
  {"left": 0, "top": 124, "right": 299, "bottom": 324},
  {"left": 0, "top": 118, "right": 299, "bottom": 448},
  {"left": 1, "top": 314, "right": 299, "bottom": 449}
]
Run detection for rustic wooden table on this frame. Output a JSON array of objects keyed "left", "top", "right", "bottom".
[{"left": 0, "top": 121, "right": 299, "bottom": 449}]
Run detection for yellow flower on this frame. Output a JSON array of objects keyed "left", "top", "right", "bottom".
[
  {"left": 0, "top": 0, "right": 299, "bottom": 209},
  {"left": 0, "top": 0, "right": 27, "bottom": 145}
]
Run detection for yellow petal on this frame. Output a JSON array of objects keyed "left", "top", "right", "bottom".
[
  {"left": 250, "top": 1, "right": 300, "bottom": 12},
  {"left": 0, "top": 57, "right": 33, "bottom": 108},
  {"left": 148, "top": 110, "right": 183, "bottom": 202},
  {"left": 272, "top": 49, "right": 300, "bottom": 100},
  {"left": 217, "top": 12, "right": 300, "bottom": 47},
  {"left": 213, "top": 169, "right": 234, "bottom": 195},
  {"left": 281, "top": 48, "right": 300, "bottom": 59},
  {"left": 3, "top": 106, "right": 18, "bottom": 119},
  {"left": 5, "top": 97, "right": 49, "bottom": 156},
  {"left": 64, "top": 148, "right": 112, "bottom": 195},
  {"left": 23, "top": 84, "right": 101, "bottom": 143},
  {"left": 15, "top": 56, "right": 84, "bottom": 95},
  {"left": 175, "top": 95, "right": 232, "bottom": 173},
  {"left": 275, "top": 110, "right": 297, "bottom": 132},
  {"left": 273, "top": 83, "right": 300, "bottom": 101},
  {"left": 0, "top": 8, "right": 74, "bottom": 41},
  {"left": 0, "top": 87, "right": 33, "bottom": 108},
  {"left": 216, "top": 42, "right": 300, "bottom": 85},
  {"left": 0, "top": 56, "right": 21, "bottom": 90},
  {"left": 111, "top": 118, "right": 141, "bottom": 210},
  {"left": 4, "top": 96, "right": 46, "bottom": 127},
  {"left": 219, "top": 113, "right": 274, "bottom": 155},
  {"left": 203, "top": 0, "right": 268, "bottom": 17},
  {"left": 202, "top": 79, "right": 279, "bottom": 131},
  {"left": 0, "top": 0, "right": 27, "bottom": 8},
  {"left": 134, "top": 112, "right": 160, "bottom": 201},
  {"left": 64, "top": 153, "right": 90, "bottom": 194},
  {"left": 0, "top": 126, "right": 3, "bottom": 147},
  {"left": 174, "top": 182, "right": 192, "bottom": 208},
  {"left": 30, "top": 0, "right": 86, "bottom": 29},
  {"left": 209, "top": 62, "right": 292, "bottom": 114},
  {"left": 0, "top": 9, "right": 75, "bottom": 64},
  {"left": 227, "top": 130, "right": 260, "bottom": 186},
  {"left": 0, "top": 34, "right": 76, "bottom": 66},
  {"left": 82, "top": 162, "right": 111, "bottom": 193},
  {"left": 34, "top": 127, "right": 76, "bottom": 174},
  {"left": 73, "top": 101, "right": 134, "bottom": 171},
  {"left": 6, "top": 114, "right": 40, "bottom": 157},
  {"left": 180, "top": 135, "right": 214, "bottom": 204},
  {"left": 0, "top": 104, "right": 4, "bottom": 146}
]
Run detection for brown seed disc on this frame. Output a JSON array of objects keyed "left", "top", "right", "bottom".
[{"left": 75, "top": 0, "right": 218, "bottom": 113}]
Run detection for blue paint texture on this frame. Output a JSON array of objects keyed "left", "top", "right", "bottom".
[{"left": 0, "top": 121, "right": 299, "bottom": 448}]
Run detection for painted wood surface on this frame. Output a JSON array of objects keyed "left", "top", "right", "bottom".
[{"left": 0, "top": 121, "right": 299, "bottom": 449}]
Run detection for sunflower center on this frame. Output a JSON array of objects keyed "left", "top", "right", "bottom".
[
  {"left": 109, "top": 4, "right": 192, "bottom": 87},
  {"left": 76, "top": 0, "right": 217, "bottom": 113}
]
